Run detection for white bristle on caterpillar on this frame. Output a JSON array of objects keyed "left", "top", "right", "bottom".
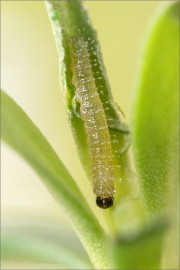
[{"left": 69, "top": 36, "right": 115, "bottom": 209}]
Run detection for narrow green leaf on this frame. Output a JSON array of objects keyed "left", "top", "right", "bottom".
[
  {"left": 1, "top": 90, "right": 110, "bottom": 269},
  {"left": 45, "top": 1, "right": 140, "bottom": 232},
  {"left": 132, "top": 3, "right": 179, "bottom": 268},
  {"left": 110, "top": 219, "right": 169, "bottom": 269},
  {"left": 132, "top": 2, "right": 179, "bottom": 219}
]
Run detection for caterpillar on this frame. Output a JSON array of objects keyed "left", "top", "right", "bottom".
[{"left": 69, "top": 36, "right": 115, "bottom": 209}]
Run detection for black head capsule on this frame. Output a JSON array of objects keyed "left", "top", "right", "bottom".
[{"left": 96, "top": 196, "right": 114, "bottom": 209}]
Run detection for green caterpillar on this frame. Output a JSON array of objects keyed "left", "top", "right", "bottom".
[{"left": 69, "top": 36, "right": 115, "bottom": 209}]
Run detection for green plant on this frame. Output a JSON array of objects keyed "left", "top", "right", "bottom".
[{"left": 1, "top": 1, "right": 179, "bottom": 269}]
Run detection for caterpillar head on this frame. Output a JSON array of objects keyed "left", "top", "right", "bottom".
[{"left": 96, "top": 196, "right": 114, "bottom": 209}]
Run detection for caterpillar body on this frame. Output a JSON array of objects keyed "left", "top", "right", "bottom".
[{"left": 69, "top": 36, "right": 115, "bottom": 209}]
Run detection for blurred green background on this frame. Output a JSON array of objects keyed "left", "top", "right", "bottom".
[{"left": 1, "top": 1, "right": 172, "bottom": 268}]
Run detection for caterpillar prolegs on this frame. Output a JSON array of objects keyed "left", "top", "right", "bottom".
[{"left": 69, "top": 36, "right": 115, "bottom": 209}]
